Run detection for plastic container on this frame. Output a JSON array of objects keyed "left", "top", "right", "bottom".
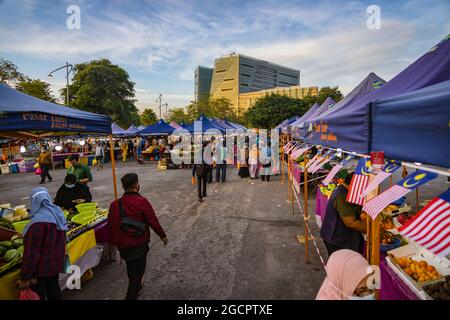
[
  {"left": 71, "top": 211, "right": 95, "bottom": 225},
  {"left": 0, "top": 164, "right": 10, "bottom": 174},
  {"left": 75, "top": 202, "right": 97, "bottom": 212},
  {"left": 380, "top": 237, "right": 402, "bottom": 253},
  {"left": 9, "top": 164, "right": 19, "bottom": 174}
]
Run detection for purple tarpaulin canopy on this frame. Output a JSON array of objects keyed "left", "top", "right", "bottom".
[{"left": 300, "top": 34, "right": 450, "bottom": 153}]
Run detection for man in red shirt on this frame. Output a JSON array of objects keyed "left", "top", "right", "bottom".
[{"left": 108, "top": 173, "right": 168, "bottom": 300}]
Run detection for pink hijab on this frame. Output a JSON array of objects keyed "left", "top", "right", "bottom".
[{"left": 316, "top": 249, "right": 370, "bottom": 300}]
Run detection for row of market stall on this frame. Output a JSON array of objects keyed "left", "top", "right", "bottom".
[{"left": 276, "top": 34, "right": 450, "bottom": 300}]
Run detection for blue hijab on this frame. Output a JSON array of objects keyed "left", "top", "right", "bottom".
[{"left": 22, "top": 187, "right": 67, "bottom": 236}]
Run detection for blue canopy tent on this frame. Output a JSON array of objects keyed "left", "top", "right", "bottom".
[
  {"left": 138, "top": 125, "right": 146, "bottom": 130},
  {"left": 228, "top": 120, "right": 248, "bottom": 131},
  {"left": 371, "top": 80, "right": 450, "bottom": 168},
  {"left": 125, "top": 125, "right": 140, "bottom": 135},
  {"left": 111, "top": 122, "right": 128, "bottom": 136},
  {"left": 212, "top": 118, "right": 236, "bottom": 131},
  {"left": 183, "top": 115, "right": 226, "bottom": 134},
  {"left": 289, "top": 99, "right": 335, "bottom": 137},
  {"left": 299, "top": 34, "right": 450, "bottom": 153},
  {"left": 138, "top": 119, "right": 175, "bottom": 136},
  {"left": 289, "top": 102, "right": 320, "bottom": 130},
  {"left": 0, "top": 84, "right": 111, "bottom": 138},
  {"left": 280, "top": 115, "right": 300, "bottom": 134}
]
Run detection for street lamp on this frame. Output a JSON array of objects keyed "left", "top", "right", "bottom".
[
  {"left": 48, "top": 62, "right": 73, "bottom": 107},
  {"left": 162, "top": 103, "right": 168, "bottom": 120}
]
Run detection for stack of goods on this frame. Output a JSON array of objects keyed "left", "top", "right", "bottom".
[
  {"left": 319, "top": 177, "right": 345, "bottom": 198},
  {"left": 395, "top": 257, "right": 442, "bottom": 283},
  {"left": 423, "top": 276, "right": 450, "bottom": 300},
  {"left": 17, "top": 159, "right": 36, "bottom": 173},
  {"left": 0, "top": 235, "right": 24, "bottom": 273}
]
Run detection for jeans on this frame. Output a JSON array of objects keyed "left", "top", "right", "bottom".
[
  {"left": 215, "top": 164, "right": 227, "bottom": 182},
  {"left": 31, "top": 275, "right": 62, "bottom": 300},
  {"left": 40, "top": 164, "right": 52, "bottom": 183},
  {"left": 197, "top": 174, "right": 207, "bottom": 199},
  {"left": 207, "top": 167, "right": 213, "bottom": 183},
  {"left": 124, "top": 250, "right": 147, "bottom": 300}
]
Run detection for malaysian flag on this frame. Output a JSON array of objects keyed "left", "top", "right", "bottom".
[
  {"left": 346, "top": 158, "right": 371, "bottom": 206},
  {"left": 283, "top": 142, "right": 294, "bottom": 154},
  {"left": 308, "top": 150, "right": 330, "bottom": 173},
  {"left": 360, "top": 161, "right": 401, "bottom": 197},
  {"left": 305, "top": 152, "right": 323, "bottom": 170},
  {"left": 363, "top": 170, "right": 438, "bottom": 219},
  {"left": 321, "top": 154, "right": 355, "bottom": 186},
  {"left": 398, "top": 188, "right": 450, "bottom": 257},
  {"left": 311, "top": 152, "right": 336, "bottom": 174},
  {"left": 290, "top": 147, "right": 309, "bottom": 160}
]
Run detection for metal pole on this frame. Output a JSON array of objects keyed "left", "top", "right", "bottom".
[
  {"left": 304, "top": 156, "right": 309, "bottom": 264},
  {"left": 66, "top": 62, "right": 69, "bottom": 107},
  {"left": 109, "top": 135, "right": 118, "bottom": 200}
]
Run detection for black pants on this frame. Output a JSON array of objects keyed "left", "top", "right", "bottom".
[
  {"left": 31, "top": 275, "right": 62, "bottom": 300},
  {"left": 207, "top": 167, "right": 213, "bottom": 183},
  {"left": 197, "top": 174, "right": 207, "bottom": 199},
  {"left": 216, "top": 164, "right": 226, "bottom": 182},
  {"left": 261, "top": 174, "right": 271, "bottom": 181},
  {"left": 123, "top": 250, "right": 147, "bottom": 300},
  {"left": 40, "top": 164, "right": 52, "bottom": 183}
]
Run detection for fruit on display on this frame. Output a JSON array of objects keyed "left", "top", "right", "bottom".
[
  {"left": 4, "top": 249, "right": 20, "bottom": 262},
  {"left": 383, "top": 204, "right": 399, "bottom": 213},
  {"left": 360, "top": 212, "right": 367, "bottom": 222},
  {"left": 0, "top": 217, "right": 14, "bottom": 231},
  {"left": 398, "top": 212, "right": 415, "bottom": 225},
  {"left": 381, "top": 230, "right": 396, "bottom": 244},
  {"left": 381, "top": 214, "right": 395, "bottom": 230},
  {"left": 423, "top": 276, "right": 450, "bottom": 300},
  {"left": 319, "top": 183, "right": 337, "bottom": 198},
  {"left": 0, "top": 241, "right": 13, "bottom": 249},
  {"left": 395, "top": 257, "right": 442, "bottom": 282}
]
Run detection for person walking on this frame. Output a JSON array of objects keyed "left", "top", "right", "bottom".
[
  {"left": 121, "top": 141, "right": 128, "bottom": 162},
  {"left": 37, "top": 147, "right": 53, "bottom": 184},
  {"left": 320, "top": 173, "right": 367, "bottom": 256},
  {"left": 193, "top": 142, "right": 209, "bottom": 202},
  {"left": 260, "top": 141, "right": 272, "bottom": 182},
  {"left": 94, "top": 143, "right": 105, "bottom": 170},
  {"left": 215, "top": 140, "right": 227, "bottom": 183},
  {"left": 249, "top": 144, "right": 259, "bottom": 179},
  {"left": 17, "top": 187, "right": 67, "bottom": 300},
  {"left": 108, "top": 173, "right": 168, "bottom": 300}
]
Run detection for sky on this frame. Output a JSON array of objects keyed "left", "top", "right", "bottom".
[{"left": 0, "top": 0, "right": 449, "bottom": 115}]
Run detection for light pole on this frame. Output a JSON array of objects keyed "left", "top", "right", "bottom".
[
  {"left": 155, "top": 93, "right": 162, "bottom": 119},
  {"left": 162, "top": 103, "right": 168, "bottom": 120},
  {"left": 48, "top": 62, "right": 73, "bottom": 107}
]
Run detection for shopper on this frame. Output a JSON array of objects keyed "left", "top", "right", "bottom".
[
  {"left": 316, "top": 249, "right": 375, "bottom": 300},
  {"left": 260, "top": 141, "right": 272, "bottom": 182},
  {"left": 108, "top": 173, "right": 168, "bottom": 300},
  {"left": 238, "top": 144, "right": 250, "bottom": 178},
  {"left": 94, "top": 143, "right": 105, "bottom": 170},
  {"left": 37, "top": 147, "right": 53, "bottom": 184},
  {"left": 121, "top": 141, "right": 128, "bottom": 162},
  {"left": 17, "top": 187, "right": 67, "bottom": 300},
  {"left": 320, "top": 173, "right": 367, "bottom": 256},
  {"left": 249, "top": 144, "right": 259, "bottom": 179},
  {"left": 67, "top": 154, "right": 93, "bottom": 185},
  {"left": 193, "top": 142, "right": 209, "bottom": 202},
  {"left": 54, "top": 174, "right": 92, "bottom": 211},
  {"left": 215, "top": 140, "right": 227, "bottom": 183}
]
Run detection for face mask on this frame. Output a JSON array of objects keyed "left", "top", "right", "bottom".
[
  {"left": 348, "top": 292, "right": 376, "bottom": 300},
  {"left": 65, "top": 184, "right": 75, "bottom": 189}
]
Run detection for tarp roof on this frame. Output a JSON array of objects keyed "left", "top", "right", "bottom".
[
  {"left": 371, "top": 80, "right": 450, "bottom": 168},
  {"left": 183, "top": 115, "right": 225, "bottom": 133},
  {"left": 300, "top": 34, "right": 450, "bottom": 153},
  {"left": 111, "top": 122, "right": 128, "bottom": 136},
  {"left": 289, "top": 102, "right": 320, "bottom": 129},
  {"left": 125, "top": 125, "right": 140, "bottom": 134},
  {"left": 0, "top": 83, "right": 112, "bottom": 138},
  {"left": 138, "top": 119, "right": 175, "bottom": 135},
  {"left": 169, "top": 121, "right": 182, "bottom": 129}
]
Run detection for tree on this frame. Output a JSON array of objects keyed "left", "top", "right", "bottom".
[
  {"left": 315, "top": 86, "right": 343, "bottom": 105},
  {"left": 16, "top": 79, "right": 55, "bottom": 102},
  {"left": 140, "top": 108, "right": 158, "bottom": 126},
  {"left": 185, "top": 94, "right": 238, "bottom": 123},
  {"left": 60, "top": 59, "right": 139, "bottom": 128},
  {"left": 167, "top": 107, "right": 188, "bottom": 124},
  {"left": 0, "top": 58, "right": 27, "bottom": 87},
  {"left": 244, "top": 94, "right": 306, "bottom": 129}
]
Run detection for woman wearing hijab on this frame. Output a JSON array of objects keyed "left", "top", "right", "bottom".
[
  {"left": 17, "top": 187, "right": 67, "bottom": 300},
  {"left": 238, "top": 144, "right": 250, "bottom": 178},
  {"left": 316, "top": 249, "right": 376, "bottom": 300},
  {"left": 249, "top": 144, "right": 259, "bottom": 179}
]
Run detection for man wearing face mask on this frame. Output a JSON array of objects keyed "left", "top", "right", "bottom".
[
  {"left": 108, "top": 173, "right": 168, "bottom": 300},
  {"left": 54, "top": 174, "right": 92, "bottom": 211}
]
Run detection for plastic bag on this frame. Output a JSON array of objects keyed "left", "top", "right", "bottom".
[
  {"left": 19, "top": 289, "right": 40, "bottom": 300},
  {"left": 33, "top": 162, "right": 40, "bottom": 169},
  {"left": 191, "top": 177, "right": 196, "bottom": 185},
  {"left": 35, "top": 168, "right": 42, "bottom": 175},
  {"left": 92, "top": 159, "right": 98, "bottom": 166}
]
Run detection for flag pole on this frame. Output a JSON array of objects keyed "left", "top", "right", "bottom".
[
  {"left": 281, "top": 134, "right": 285, "bottom": 184},
  {"left": 304, "top": 156, "right": 309, "bottom": 264}
]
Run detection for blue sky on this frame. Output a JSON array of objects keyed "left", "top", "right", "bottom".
[{"left": 0, "top": 0, "right": 449, "bottom": 114}]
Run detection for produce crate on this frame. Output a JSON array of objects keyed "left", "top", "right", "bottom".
[
  {"left": 386, "top": 244, "right": 450, "bottom": 300},
  {"left": 0, "top": 164, "right": 10, "bottom": 174},
  {"left": 9, "top": 164, "right": 19, "bottom": 174},
  {"left": 0, "top": 227, "right": 22, "bottom": 275}
]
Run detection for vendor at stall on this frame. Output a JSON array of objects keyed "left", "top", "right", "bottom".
[
  {"left": 67, "top": 154, "right": 93, "bottom": 185},
  {"left": 54, "top": 174, "right": 92, "bottom": 211},
  {"left": 320, "top": 173, "right": 367, "bottom": 256}
]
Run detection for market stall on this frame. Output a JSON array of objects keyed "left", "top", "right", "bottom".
[{"left": 0, "top": 84, "right": 118, "bottom": 299}]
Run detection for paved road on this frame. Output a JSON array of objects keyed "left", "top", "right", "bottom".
[
  {"left": 0, "top": 161, "right": 327, "bottom": 299},
  {"left": 0, "top": 161, "right": 447, "bottom": 300}
]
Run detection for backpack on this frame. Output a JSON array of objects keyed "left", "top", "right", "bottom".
[{"left": 195, "top": 163, "right": 207, "bottom": 176}]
